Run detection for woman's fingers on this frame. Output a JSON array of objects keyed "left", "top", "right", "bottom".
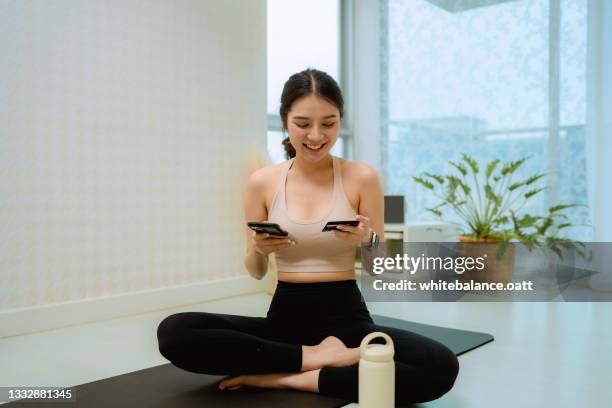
[
  {"left": 253, "top": 234, "right": 293, "bottom": 245},
  {"left": 263, "top": 242, "right": 292, "bottom": 250},
  {"left": 263, "top": 237, "right": 294, "bottom": 245},
  {"left": 332, "top": 229, "right": 351, "bottom": 239},
  {"left": 336, "top": 215, "right": 370, "bottom": 233},
  {"left": 335, "top": 223, "right": 367, "bottom": 237},
  {"left": 333, "top": 216, "right": 371, "bottom": 244},
  {"left": 253, "top": 232, "right": 270, "bottom": 241},
  {"left": 257, "top": 237, "right": 294, "bottom": 253}
]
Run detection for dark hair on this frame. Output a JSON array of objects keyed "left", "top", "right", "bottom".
[{"left": 279, "top": 68, "right": 344, "bottom": 159}]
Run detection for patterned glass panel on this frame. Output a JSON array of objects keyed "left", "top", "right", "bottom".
[{"left": 383, "top": 0, "right": 590, "bottom": 241}]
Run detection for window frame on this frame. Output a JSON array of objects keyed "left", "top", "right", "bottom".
[{"left": 266, "top": 0, "right": 354, "bottom": 161}]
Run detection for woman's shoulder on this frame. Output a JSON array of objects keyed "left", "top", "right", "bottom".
[
  {"left": 245, "top": 160, "right": 287, "bottom": 189},
  {"left": 337, "top": 156, "right": 380, "bottom": 184}
]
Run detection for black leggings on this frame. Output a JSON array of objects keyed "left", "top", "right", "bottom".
[{"left": 156, "top": 279, "right": 459, "bottom": 405}]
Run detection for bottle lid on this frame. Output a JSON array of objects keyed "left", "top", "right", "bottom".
[{"left": 360, "top": 331, "right": 395, "bottom": 362}]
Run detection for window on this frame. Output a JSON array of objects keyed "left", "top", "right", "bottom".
[
  {"left": 381, "top": 0, "right": 591, "bottom": 241},
  {"left": 267, "top": 0, "right": 350, "bottom": 163}
]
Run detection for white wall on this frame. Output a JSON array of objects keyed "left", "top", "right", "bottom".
[{"left": 0, "top": 0, "right": 268, "bottom": 332}]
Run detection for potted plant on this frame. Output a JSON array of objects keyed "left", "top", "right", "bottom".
[{"left": 413, "top": 153, "right": 586, "bottom": 284}]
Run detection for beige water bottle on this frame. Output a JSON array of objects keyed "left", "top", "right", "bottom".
[{"left": 359, "top": 331, "right": 395, "bottom": 407}]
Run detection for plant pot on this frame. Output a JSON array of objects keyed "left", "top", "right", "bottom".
[{"left": 456, "top": 235, "right": 515, "bottom": 284}]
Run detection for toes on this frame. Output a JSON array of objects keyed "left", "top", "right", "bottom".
[{"left": 218, "top": 375, "right": 242, "bottom": 391}]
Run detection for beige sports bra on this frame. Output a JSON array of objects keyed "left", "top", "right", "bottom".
[{"left": 267, "top": 155, "right": 358, "bottom": 272}]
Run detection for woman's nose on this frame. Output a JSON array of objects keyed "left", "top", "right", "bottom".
[{"left": 307, "top": 126, "right": 326, "bottom": 141}]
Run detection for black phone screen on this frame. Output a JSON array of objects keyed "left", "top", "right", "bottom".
[
  {"left": 322, "top": 220, "right": 359, "bottom": 232},
  {"left": 247, "top": 222, "right": 289, "bottom": 237}
]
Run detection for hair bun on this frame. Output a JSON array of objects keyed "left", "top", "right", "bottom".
[{"left": 282, "top": 137, "right": 296, "bottom": 159}]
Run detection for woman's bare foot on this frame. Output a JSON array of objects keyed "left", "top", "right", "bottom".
[
  {"left": 218, "top": 369, "right": 320, "bottom": 393},
  {"left": 301, "top": 336, "right": 360, "bottom": 371}
]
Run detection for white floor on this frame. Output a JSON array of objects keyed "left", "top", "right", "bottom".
[{"left": 1, "top": 291, "right": 611, "bottom": 407}]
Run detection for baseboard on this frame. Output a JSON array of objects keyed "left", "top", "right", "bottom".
[{"left": 0, "top": 274, "right": 272, "bottom": 339}]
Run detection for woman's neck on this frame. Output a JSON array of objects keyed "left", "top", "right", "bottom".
[{"left": 291, "top": 154, "right": 333, "bottom": 175}]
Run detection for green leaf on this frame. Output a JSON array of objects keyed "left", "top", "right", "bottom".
[
  {"left": 518, "top": 214, "right": 539, "bottom": 228},
  {"left": 507, "top": 174, "right": 546, "bottom": 192},
  {"left": 489, "top": 202, "right": 500, "bottom": 218},
  {"left": 424, "top": 172, "right": 445, "bottom": 185},
  {"left": 508, "top": 181, "right": 525, "bottom": 191},
  {"left": 449, "top": 161, "right": 468, "bottom": 176},
  {"left": 426, "top": 207, "right": 443, "bottom": 217},
  {"left": 525, "top": 187, "right": 545, "bottom": 199},
  {"left": 525, "top": 174, "right": 546, "bottom": 186},
  {"left": 501, "top": 157, "right": 528, "bottom": 176},
  {"left": 549, "top": 204, "right": 578, "bottom": 213},
  {"left": 485, "top": 184, "right": 502, "bottom": 206},
  {"left": 492, "top": 215, "right": 509, "bottom": 225},
  {"left": 446, "top": 175, "right": 462, "bottom": 194},
  {"left": 510, "top": 211, "right": 521, "bottom": 234},
  {"left": 457, "top": 179, "right": 471, "bottom": 196},
  {"left": 486, "top": 159, "right": 500, "bottom": 179},
  {"left": 537, "top": 217, "right": 553, "bottom": 235},
  {"left": 462, "top": 154, "right": 479, "bottom": 174},
  {"left": 413, "top": 176, "right": 434, "bottom": 190}
]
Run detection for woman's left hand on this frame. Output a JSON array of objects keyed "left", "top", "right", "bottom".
[{"left": 332, "top": 214, "right": 373, "bottom": 247}]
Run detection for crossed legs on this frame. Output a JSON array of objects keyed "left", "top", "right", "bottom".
[
  {"left": 156, "top": 311, "right": 459, "bottom": 405},
  {"left": 156, "top": 311, "right": 357, "bottom": 393}
]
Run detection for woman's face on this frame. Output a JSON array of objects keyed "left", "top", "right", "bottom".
[{"left": 285, "top": 94, "right": 340, "bottom": 162}]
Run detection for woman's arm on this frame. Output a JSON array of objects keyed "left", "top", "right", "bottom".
[
  {"left": 332, "top": 161, "right": 387, "bottom": 275},
  {"left": 355, "top": 163, "right": 388, "bottom": 276},
  {"left": 356, "top": 163, "right": 385, "bottom": 244},
  {"left": 242, "top": 170, "right": 270, "bottom": 280}
]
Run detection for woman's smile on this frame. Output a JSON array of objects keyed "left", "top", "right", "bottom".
[{"left": 304, "top": 142, "right": 327, "bottom": 151}]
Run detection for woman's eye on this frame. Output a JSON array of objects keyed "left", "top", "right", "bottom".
[{"left": 294, "top": 122, "right": 335, "bottom": 129}]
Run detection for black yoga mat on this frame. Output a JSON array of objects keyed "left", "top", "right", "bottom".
[
  {"left": 4, "top": 315, "right": 493, "bottom": 407},
  {"left": 370, "top": 314, "right": 494, "bottom": 356}
]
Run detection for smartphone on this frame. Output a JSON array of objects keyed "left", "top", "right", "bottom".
[
  {"left": 322, "top": 220, "right": 360, "bottom": 232},
  {"left": 247, "top": 222, "right": 289, "bottom": 237}
]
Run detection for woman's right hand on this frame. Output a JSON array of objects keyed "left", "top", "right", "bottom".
[{"left": 252, "top": 231, "right": 295, "bottom": 256}]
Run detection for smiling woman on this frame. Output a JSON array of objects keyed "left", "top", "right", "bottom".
[
  {"left": 279, "top": 69, "right": 344, "bottom": 160},
  {"left": 293, "top": 111, "right": 338, "bottom": 151},
  {"left": 157, "top": 69, "right": 459, "bottom": 405}
]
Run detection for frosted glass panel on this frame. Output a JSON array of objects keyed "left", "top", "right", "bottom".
[
  {"left": 383, "top": 0, "right": 590, "bottom": 241},
  {"left": 388, "top": 0, "right": 549, "bottom": 130}
]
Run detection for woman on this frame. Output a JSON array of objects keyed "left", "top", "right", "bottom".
[{"left": 157, "top": 68, "right": 459, "bottom": 405}]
